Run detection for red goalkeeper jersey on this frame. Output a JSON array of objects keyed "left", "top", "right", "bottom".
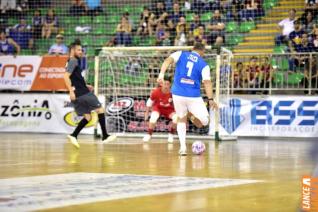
[{"left": 150, "top": 87, "right": 175, "bottom": 112}]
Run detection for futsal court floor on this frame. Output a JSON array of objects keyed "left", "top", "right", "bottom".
[{"left": 0, "top": 132, "right": 315, "bottom": 211}]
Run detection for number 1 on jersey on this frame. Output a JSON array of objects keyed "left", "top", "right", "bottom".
[{"left": 186, "top": 61, "right": 194, "bottom": 77}]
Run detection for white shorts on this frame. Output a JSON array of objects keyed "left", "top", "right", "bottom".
[{"left": 172, "top": 95, "right": 209, "bottom": 125}]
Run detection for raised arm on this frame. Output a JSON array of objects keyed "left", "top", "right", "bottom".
[{"left": 158, "top": 51, "right": 182, "bottom": 83}]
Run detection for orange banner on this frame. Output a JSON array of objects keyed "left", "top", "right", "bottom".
[{"left": 30, "top": 55, "right": 68, "bottom": 91}]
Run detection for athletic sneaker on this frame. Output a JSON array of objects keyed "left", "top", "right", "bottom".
[
  {"left": 179, "top": 148, "right": 187, "bottom": 156},
  {"left": 102, "top": 135, "right": 117, "bottom": 144},
  {"left": 67, "top": 135, "right": 80, "bottom": 149},
  {"left": 167, "top": 133, "right": 174, "bottom": 143},
  {"left": 143, "top": 134, "right": 151, "bottom": 142}
]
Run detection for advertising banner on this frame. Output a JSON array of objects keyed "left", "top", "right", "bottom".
[
  {"left": 0, "top": 94, "right": 104, "bottom": 134},
  {"left": 0, "top": 56, "right": 68, "bottom": 91},
  {"left": 105, "top": 96, "right": 208, "bottom": 134},
  {"left": 30, "top": 56, "right": 68, "bottom": 91},
  {"left": 0, "top": 56, "right": 42, "bottom": 91},
  {"left": 209, "top": 95, "right": 318, "bottom": 137}
]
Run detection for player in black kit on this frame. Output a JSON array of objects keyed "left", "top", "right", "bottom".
[{"left": 63, "top": 42, "right": 116, "bottom": 148}]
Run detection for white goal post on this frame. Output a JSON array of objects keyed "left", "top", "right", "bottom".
[{"left": 93, "top": 45, "right": 236, "bottom": 141}]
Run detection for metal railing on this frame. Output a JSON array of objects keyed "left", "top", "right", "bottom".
[{"left": 227, "top": 52, "right": 318, "bottom": 95}]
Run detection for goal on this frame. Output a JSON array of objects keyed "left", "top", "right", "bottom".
[{"left": 93, "top": 46, "right": 236, "bottom": 140}]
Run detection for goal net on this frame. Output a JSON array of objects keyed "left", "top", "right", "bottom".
[{"left": 94, "top": 46, "right": 235, "bottom": 140}]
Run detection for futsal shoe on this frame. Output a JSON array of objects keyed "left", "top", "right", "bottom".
[
  {"left": 67, "top": 135, "right": 80, "bottom": 149},
  {"left": 167, "top": 133, "right": 174, "bottom": 143},
  {"left": 178, "top": 148, "right": 187, "bottom": 156},
  {"left": 102, "top": 134, "right": 117, "bottom": 144},
  {"left": 143, "top": 134, "right": 151, "bottom": 142}
]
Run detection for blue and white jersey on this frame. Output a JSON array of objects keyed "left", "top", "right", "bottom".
[{"left": 170, "top": 51, "right": 210, "bottom": 97}]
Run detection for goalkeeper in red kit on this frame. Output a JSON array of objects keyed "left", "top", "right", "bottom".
[{"left": 143, "top": 76, "right": 177, "bottom": 143}]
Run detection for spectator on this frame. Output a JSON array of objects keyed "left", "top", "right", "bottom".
[
  {"left": 312, "top": 27, "right": 318, "bottom": 50},
  {"left": 161, "top": 31, "right": 171, "bottom": 46},
  {"left": 305, "top": 0, "right": 318, "bottom": 18},
  {"left": 123, "top": 12, "right": 134, "bottom": 31},
  {"left": 116, "top": 16, "right": 132, "bottom": 46},
  {"left": 137, "top": 7, "right": 152, "bottom": 36},
  {"left": 289, "top": 33, "right": 316, "bottom": 72},
  {"left": 69, "top": 0, "right": 87, "bottom": 16},
  {"left": 150, "top": 1, "right": 169, "bottom": 36},
  {"left": 11, "top": 17, "right": 34, "bottom": 50},
  {"left": 188, "top": 14, "right": 204, "bottom": 44},
  {"left": 85, "top": 0, "right": 103, "bottom": 16},
  {"left": 227, "top": 0, "right": 244, "bottom": 22},
  {"left": 288, "top": 20, "right": 305, "bottom": 52},
  {"left": 239, "top": 0, "right": 263, "bottom": 21},
  {"left": 219, "top": 0, "right": 232, "bottom": 13},
  {"left": 48, "top": 34, "right": 68, "bottom": 55},
  {"left": 42, "top": 9, "right": 58, "bottom": 39},
  {"left": 244, "top": 56, "right": 260, "bottom": 92},
  {"left": 192, "top": 0, "right": 206, "bottom": 13},
  {"left": 166, "top": 19, "right": 176, "bottom": 39},
  {"left": 0, "top": 0, "right": 27, "bottom": 18},
  {"left": 152, "top": 1, "right": 167, "bottom": 21},
  {"left": 169, "top": 2, "right": 185, "bottom": 25},
  {"left": 175, "top": 22, "right": 187, "bottom": 46},
  {"left": 302, "top": 12, "right": 315, "bottom": 34},
  {"left": 275, "top": 9, "right": 296, "bottom": 46},
  {"left": 124, "top": 58, "right": 142, "bottom": 76},
  {"left": 303, "top": 56, "right": 318, "bottom": 94},
  {"left": 32, "top": 9, "right": 43, "bottom": 39},
  {"left": 155, "top": 20, "right": 166, "bottom": 45},
  {"left": 0, "top": 31, "right": 20, "bottom": 55},
  {"left": 234, "top": 62, "right": 244, "bottom": 89},
  {"left": 189, "top": 14, "right": 203, "bottom": 33},
  {"left": 207, "top": 10, "right": 225, "bottom": 45},
  {"left": 260, "top": 57, "right": 273, "bottom": 94},
  {"left": 192, "top": 25, "right": 207, "bottom": 45}
]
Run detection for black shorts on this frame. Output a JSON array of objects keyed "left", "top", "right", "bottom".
[{"left": 72, "top": 92, "right": 102, "bottom": 116}]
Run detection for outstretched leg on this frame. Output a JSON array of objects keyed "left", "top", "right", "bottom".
[
  {"left": 68, "top": 113, "right": 92, "bottom": 149},
  {"left": 143, "top": 111, "right": 159, "bottom": 142},
  {"left": 95, "top": 107, "right": 116, "bottom": 143}
]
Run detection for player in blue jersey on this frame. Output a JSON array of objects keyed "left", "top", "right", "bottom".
[{"left": 158, "top": 43, "right": 217, "bottom": 155}]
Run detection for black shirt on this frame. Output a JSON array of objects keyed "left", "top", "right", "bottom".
[{"left": 66, "top": 57, "right": 89, "bottom": 97}]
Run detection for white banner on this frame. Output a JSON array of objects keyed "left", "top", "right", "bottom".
[
  {"left": 209, "top": 95, "right": 318, "bottom": 137},
  {"left": 0, "top": 94, "right": 104, "bottom": 134},
  {"left": 0, "top": 56, "right": 42, "bottom": 91}
]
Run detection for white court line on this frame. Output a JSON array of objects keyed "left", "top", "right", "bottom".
[{"left": 0, "top": 173, "right": 263, "bottom": 211}]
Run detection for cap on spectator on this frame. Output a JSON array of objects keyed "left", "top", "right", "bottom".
[
  {"left": 294, "top": 20, "right": 301, "bottom": 25},
  {"left": 56, "top": 34, "right": 64, "bottom": 39}
]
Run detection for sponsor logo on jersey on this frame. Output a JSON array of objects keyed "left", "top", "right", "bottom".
[{"left": 180, "top": 78, "right": 194, "bottom": 85}]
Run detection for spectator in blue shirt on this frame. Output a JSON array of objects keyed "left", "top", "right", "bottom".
[
  {"left": 42, "top": 9, "right": 58, "bottom": 39},
  {"left": 48, "top": 34, "right": 68, "bottom": 55},
  {"left": 169, "top": 2, "right": 184, "bottom": 25},
  {"left": 288, "top": 20, "right": 305, "bottom": 52},
  {"left": 32, "top": 9, "right": 43, "bottom": 39},
  {"left": 288, "top": 33, "right": 315, "bottom": 72},
  {"left": 207, "top": 10, "right": 225, "bottom": 45},
  {"left": 10, "top": 17, "right": 34, "bottom": 50},
  {"left": 0, "top": 31, "right": 20, "bottom": 55}
]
